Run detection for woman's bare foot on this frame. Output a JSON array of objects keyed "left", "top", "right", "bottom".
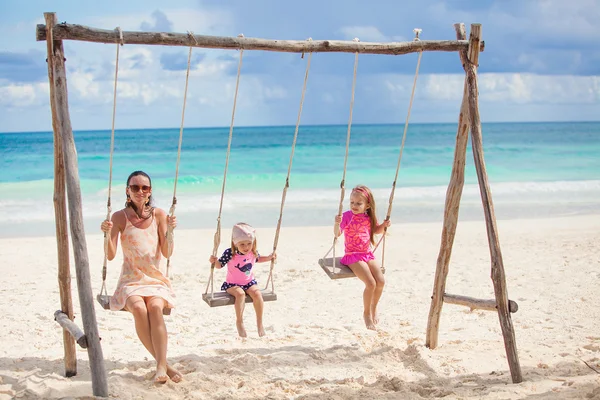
[
  {"left": 372, "top": 309, "right": 380, "bottom": 325},
  {"left": 236, "top": 320, "right": 248, "bottom": 338},
  {"left": 257, "top": 323, "right": 266, "bottom": 337},
  {"left": 167, "top": 365, "right": 183, "bottom": 383},
  {"left": 154, "top": 365, "right": 168, "bottom": 384},
  {"left": 363, "top": 313, "right": 376, "bottom": 330}
]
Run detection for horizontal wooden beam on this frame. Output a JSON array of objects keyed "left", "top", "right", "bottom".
[
  {"left": 54, "top": 310, "right": 88, "bottom": 348},
  {"left": 443, "top": 293, "right": 519, "bottom": 313},
  {"left": 35, "top": 23, "right": 482, "bottom": 55}
]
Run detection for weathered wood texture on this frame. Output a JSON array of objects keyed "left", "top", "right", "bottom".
[
  {"left": 464, "top": 23, "right": 522, "bottom": 384},
  {"left": 35, "top": 23, "right": 483, "bottom": 55},
  {"left": 45, "top": 12, "right": 109, "bottom": 397},
  {"left": 443, "top": 294, "right": 518, "bottom": 313},
  {"left": 54, "top": 310, "right": 88, "bottom": 348},
  {"left": 319, "top": 257, "right": 356, "bottom": 279},
  {"left": 202, "top": 290, "right": 277, "bottom": 307},
  {"left": 45, "top": 12, "right": 77, "bottom": 379},
  {"left": 425, "top": 23, "right": 470, "bottom": 350}
]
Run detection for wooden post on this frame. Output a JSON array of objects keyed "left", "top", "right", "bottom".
[
  {"left": 443, "top": 294, "right": 519, "bottom": 313},
  {"left": 44, "top": 12, "right": 109, "bottom": 397},
  {"left": 464, "top": 23, "right": 523, "bottom": 383},
  {"left": 44, "top": 12, "right": 77, "bottom": 378},
  {"left": 54, "top": 310, "right": 88, "bottom": 348},
  {"left": 425, "top": 23, "right": 470, "bottom": 349}
]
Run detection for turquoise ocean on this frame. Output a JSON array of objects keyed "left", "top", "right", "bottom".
[{"left": 1, "top": 122, "right": 600, "bottom": 237}]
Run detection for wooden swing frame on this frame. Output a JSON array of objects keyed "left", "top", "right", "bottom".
[{"left": 39, "top": 12, "right": 521, "bottom": 396}]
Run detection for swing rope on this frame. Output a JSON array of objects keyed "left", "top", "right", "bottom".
[
  {"left": 322, "top": 30, "right": 423, "bottom": 275},
  {"left": 100, "top": 27, "right": 123, "bottom": 298},
  {"left": 372, "top": 29, "right": 423, "bottom": 273},
  {"left": 165, "top": 32, "right": 197, "bottom": 278},
  {"left": 322, "top": 38, "right": 360, "bottom": 274},
  {"left": 205, "top": 35, "right": 245, "bottom": 298},
  {"left": 263, "top": 39, "right": 314, "bottom": 293}
]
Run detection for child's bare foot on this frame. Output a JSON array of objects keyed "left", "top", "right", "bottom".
[
  {"left": 236, "top": 320, "right": 247, "bottom": 338},
  {"left": 154, "top": 365, "right": 168, "bottom": 384},
  {"left": 257, "top": 324, "right": 266, "bottom": 337},
  {"left": 363, "top": 314, "right": 376, "bottom": 330},
  {"left": 167, "top": 365, "right": 183, "bottom": 383}
]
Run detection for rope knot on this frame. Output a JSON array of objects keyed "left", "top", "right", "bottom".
[
  {"left": 187, "top": 30, "right": 198, "bottom": 46},
  {"left": 115, "top": 27, "right": 124, "bottom": 46},
  {"left": 301, "top": 37, "right": 313, "bottom": 58},
  {"left": 237, "top": 33, "right": 245, "bottom": 50},
  {"left": 413, "top": 28, "right": 422, "bottom": 41}
]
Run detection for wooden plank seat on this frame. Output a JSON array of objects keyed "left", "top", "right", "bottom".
[
  {"left": 96, "top": 294, "right": 171, "bottom": 315},
  {"left": 318, "top": 257, "right": 356, "bottom": 279},
  {"left": 202, "top": 289, "right": 277, "bottom": 308}
]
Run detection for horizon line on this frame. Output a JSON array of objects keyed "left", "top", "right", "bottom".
[{"left": 2, "top": 120, "right": 600, "bottom": 135}]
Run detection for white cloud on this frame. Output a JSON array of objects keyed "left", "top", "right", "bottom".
[
  {"left": 417, "top": 73, "right": 600, "bottom": 105},
  {"left": 0, "top": 83, "right": 49, "bottom": 107},
  {"left": 337, "top": 26, "right": 389, "bottom": 42}
]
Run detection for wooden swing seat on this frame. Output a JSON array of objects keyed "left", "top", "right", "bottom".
[
  {"left": 319, "top": 257, "right": 356, "bottom": 279},
  {"left": 202, "top": 289, "right": 277, "bottom": 308},
  {"left": 96, "top": 294, "right": 171, "bottom": 315}
]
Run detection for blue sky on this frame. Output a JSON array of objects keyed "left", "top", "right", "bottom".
[{"left": 1, "top": 0, "right": 599, "bottom": 132}]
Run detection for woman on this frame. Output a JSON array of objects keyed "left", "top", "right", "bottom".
[{"left": 101, "top": 170, "right": 181, "bottom": 383}]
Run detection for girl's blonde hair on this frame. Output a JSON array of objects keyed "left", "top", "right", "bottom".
[{"left": 351, "top": 185, "right": 378, "bottom": 245}]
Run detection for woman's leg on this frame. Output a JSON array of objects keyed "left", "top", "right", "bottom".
[
  {"left": 246, "top": 285, "right": 265, "bottom": 337},
  {"left": 348, "top": 261, "right": 377, "bottom": 330},
  {"left": 146, "top": 297, "right": 168, "bottom": 383},
  {"left": 226, "top": 286, "right": 248, "bottom": 337},
  {"left": 125, "top": 296, "right": 181, "bottom": 383},
  {"left": 367, "top": 260, "right": 385, "bottom": 324},
  {"left": 126, "top": 295, "right": 154, "bottom": 353}
]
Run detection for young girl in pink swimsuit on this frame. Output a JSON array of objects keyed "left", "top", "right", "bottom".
[
  {"left": 209, "top": 223, "right": 276, "bottom": 338},
  {"left": 334, "top": 185, "right": 391, "bottom": 330}
]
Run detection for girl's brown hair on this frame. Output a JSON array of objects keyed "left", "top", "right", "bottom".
[{"left": 352, "top": 185, "right": 378, "bottom": 245}]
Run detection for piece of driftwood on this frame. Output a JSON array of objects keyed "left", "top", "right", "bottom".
[
  {"left": 35, "top": 23, "right": 484, "bottom": 55},
  {"left": 45, "top": 12, "right": 77, "bottom": 379},
  {"left": 96, "top": 294, "right": 171, "bottom": 315},
  {"left": 464, "top": 23, "right": 522, "bottom": 384},
  {"left": 45, "top": 12, "right": 108, "bottom": 397},
  {"left": 202, "top": 290, "right": 277, "bottom": 307},
  {"left": 319, "top": 257, "right": 355, "bottom": 279},
  {"left": 443, "top": 294, "right": 518, "bottom": 313},
  {"left": 426, "top": 23, "right": 471, "bottom": 350},
  {"left": 54, "top": 310, "right": 87, "bottom": 348}
]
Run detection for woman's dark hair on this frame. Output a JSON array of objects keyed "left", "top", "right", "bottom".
[{"left": 126, "top": 170, "right": 154, "bottom": 219}]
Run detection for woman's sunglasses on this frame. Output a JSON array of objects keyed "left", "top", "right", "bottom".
[{"left": 128, "top": 185, "right": 151, "bottom": 193}]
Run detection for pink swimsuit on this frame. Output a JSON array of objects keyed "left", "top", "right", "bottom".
[{"left": 339, "top": 210, "right": 375, "bottom": 265}]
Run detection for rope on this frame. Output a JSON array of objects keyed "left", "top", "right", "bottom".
[
  {"left": 373, "top": 28, "right": 423, "bottom": 272},
  {"left": 324, "top": 38, "right": 360, "bottom": 274},
  {"left": 165, "top": 33, "right": 197, "bottom": 278},
  {"left": 100, "top": 27, "right": 123, "bottom": 297},
  {"left": 263, "top": 39, "right": 313, "bottom": 293},
  {"left": 205, "top": 35, "right": 245, "bottom": 297}
]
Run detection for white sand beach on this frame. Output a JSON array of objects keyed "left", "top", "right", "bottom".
[{"left": 1, "top": 215, "right": 599, "bottom": 399}]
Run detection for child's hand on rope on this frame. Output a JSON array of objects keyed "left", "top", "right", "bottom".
[
  {"left": 382, "top": 219, "right": 391, "bottom": 228},
  {"left": 334, "top": 215, "right": 342, "bottom": 225}
]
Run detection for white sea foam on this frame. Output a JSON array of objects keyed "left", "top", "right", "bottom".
[{"left": 2, "top": 180, "right": 599, "bottom": 235}]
